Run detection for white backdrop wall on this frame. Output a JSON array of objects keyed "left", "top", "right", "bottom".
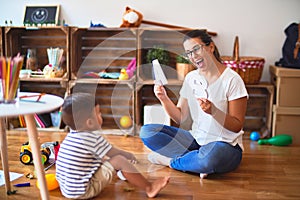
[{"left": 1, "top": 0, "right": 299, "bottom": 81}]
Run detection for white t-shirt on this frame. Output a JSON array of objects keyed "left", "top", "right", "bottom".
[{"left": 180, "top": 67, "right": 248, "bottom": 150}]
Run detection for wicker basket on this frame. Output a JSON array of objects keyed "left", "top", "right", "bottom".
[{"left": 222, "top": 36, "right": 265, "bottom": 84}]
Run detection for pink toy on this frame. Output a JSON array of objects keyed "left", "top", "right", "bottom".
[{"left": 126, "top": 58, "right": 136, "bottom": 79}]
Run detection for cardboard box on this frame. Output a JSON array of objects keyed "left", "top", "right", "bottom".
[
  {"left": 272, "top": 106, "right": 300, "bottom": 145},
  {"left": 270, "top": 65, "right": 300, "bottom": 107},
  {"left": 144, "top": 104, "right": 170, "bottom": 125}
]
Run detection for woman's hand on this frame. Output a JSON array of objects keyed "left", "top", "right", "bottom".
[
  {"left": 197, "top": 98, "right": 214, "bottom": 115},
  {"left": 154, "top": 83, "right": 168, "bottom": 102},
  {"left": 197, "top": 97, "right": 248, "bottom": 133}
]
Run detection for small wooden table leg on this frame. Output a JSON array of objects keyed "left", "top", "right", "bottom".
[
  {"left": 0, "top": 117, "right": 13, "bottom": 194},
  {"left": 24, "top": 114, "right": 50, "bottom": 200}
]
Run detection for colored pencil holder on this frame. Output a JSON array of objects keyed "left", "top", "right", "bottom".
[{"left": 0, "top": 54, "right": 24, "bottom": 104}]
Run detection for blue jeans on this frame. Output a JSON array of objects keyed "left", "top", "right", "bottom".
[{"left": 140, "top": 124, "right": 242, "bottom": 174}]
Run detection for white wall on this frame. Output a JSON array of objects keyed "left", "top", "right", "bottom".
[{"left": 1, "top": 0, "right": 299, "bottom": 81}]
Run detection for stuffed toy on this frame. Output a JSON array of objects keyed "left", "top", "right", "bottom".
[
  {"left": 120, "top": 6, "right": 143, "bottom": 28},
  {"left": 119, "top": 6, "right": 217, "bottom": 36}
]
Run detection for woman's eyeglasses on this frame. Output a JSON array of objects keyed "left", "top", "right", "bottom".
[{"left": 185, "top": 44, "right": 204, "bottom": 58}]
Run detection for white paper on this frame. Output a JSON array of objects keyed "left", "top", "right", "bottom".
[
  {"left": 152, "top": 59, "right": 168, "bottom": 85},
  {"left": 192, "top": 78, "right": 208, "bottom": 99},
  {"left": 0, "top": 170, "right": 23, "bottom": 186}
]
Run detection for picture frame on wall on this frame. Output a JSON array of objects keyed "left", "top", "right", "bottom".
[{"left": 23, "top": 5, "right": 60, "bottom": 26}]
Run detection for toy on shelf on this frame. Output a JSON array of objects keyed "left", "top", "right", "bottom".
[
  {"left": 43, "top": 47, "right": 64, "bottom": 78},
  {"left": 120, "top": 6, "right": 143, "bottom": 28},
  {"left": 126, "top": 58, "right": 136, "bottom": 79},
  {"left": 119, "top": 68, "right": 129, "bottom": 80},
  {"left": 26, "top": 48, "right": 38, "bottom": 71},
  {"left": 120, "top": 6, "right": 217, "bottom": 36},
  {"left": 258, "top": 134, "right": 292, "bottom": 146},
  {"left": 90, "top": 21, "right": 106, "bottom": 28}
]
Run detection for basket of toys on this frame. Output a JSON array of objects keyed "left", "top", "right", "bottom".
[{"left": 222, "top": 36, "right": 265, "bottom": 84}]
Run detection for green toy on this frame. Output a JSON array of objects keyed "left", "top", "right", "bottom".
[{"left": 258, "top": 134, "right": 292, "bottom": 146}]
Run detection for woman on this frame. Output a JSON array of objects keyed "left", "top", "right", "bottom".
[{"left": 140, "top": 29, "right": 248, "bottom": 178}]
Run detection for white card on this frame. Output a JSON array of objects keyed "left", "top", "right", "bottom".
[{"left": 152, "top": 59, "right": 168, "bottom": 85}]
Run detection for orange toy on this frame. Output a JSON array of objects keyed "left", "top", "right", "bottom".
[
  {"left": 120, "top": 115, "right": 132, "bottom": 129},
  {"left": 36, "top": 173, "right": 59, "bottom": 191}
]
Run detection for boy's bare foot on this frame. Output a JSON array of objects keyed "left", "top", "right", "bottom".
[
  {"left": 148, "top": 152, "right": 171, "bottom": 166},
  {"left": 146, "top": 176, "right": 170, "bottom": 198}
]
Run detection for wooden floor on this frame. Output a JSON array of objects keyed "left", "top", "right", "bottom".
[{"left": 1, "top": 129, "right": 300, "bottom": 200}]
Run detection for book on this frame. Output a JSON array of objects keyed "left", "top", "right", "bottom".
[{"left": 37, "top": 113, "right": 52, "bottom": 128}]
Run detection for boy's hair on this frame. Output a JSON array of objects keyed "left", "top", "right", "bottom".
[{"left": 62, "top": 93, "right": 97, "bottom": 130}]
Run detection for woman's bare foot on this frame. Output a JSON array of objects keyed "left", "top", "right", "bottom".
[
  {"left": 148, "top": 152, "right": 172, "bottom": 166},
  {"left": 200, "top": 173, "right": 208, "bottom": 179},
  {"left": 146, "top": 176, "right": 170, "bottom": 198}
]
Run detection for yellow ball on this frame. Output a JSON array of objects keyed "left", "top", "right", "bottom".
[
  {"left": 120, "top": 115, "right": 132, "bottom": 129},
  {"left": 36, "top": 173, "right": 59, "bottom": 191}
]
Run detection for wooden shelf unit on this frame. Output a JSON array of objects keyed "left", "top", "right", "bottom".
[
  {"left": 4, "top": 26, "right": 71, "bottom": 98},
  {"left": 1, "top": 26, "right": 274, "bottom": 136},
  {"left": 4, "top": 26, "right": 70, "bottom": 79},
  {"left": 135, "top": 83, "right": 182, "bottom": 130},
  {"left": 69, "top": 28, "right": 138, "bottom": 134},
  {"left": 70, "top": 27, "right": 138, "bottom": 80},
  {"left": 3, "top": 26, "right": 70, "bottom": 129},
  {"left": 245, "top": 83, "right": 274, "bottom": 135},
  {"left": 137, "top": 29, "right": 190, "bottom": 82},
  {"left": 69, "top": 80, "right": 135, "bottom": 134}
]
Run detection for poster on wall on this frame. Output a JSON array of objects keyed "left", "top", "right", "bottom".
[{"left": 23, "top": 5, "right": 60, "bottom": 26}]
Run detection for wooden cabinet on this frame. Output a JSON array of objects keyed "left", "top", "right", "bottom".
[
  {"left": 69, "top": 80, "right": 135, "bottom": 133},
  {"left": 4, "top": 26, "right": 70, "bottom": 98},
  {"left": 4, "top": 26, "right": 70, "bottom": 78},
  {"left": 69, "top": 28, "right": 138, "bottom": 134},
  {"left": 135, "top": 81, "right": 184, "bottom": 132},
  {"left": 1, "top": 26, "right": 274, "bottom": 136},
  {"left": 244, "top": 83, "right": 274, "bottom": 135},
  {"left": 70, "top": 27, "right": 137, "bottom": 80},
  {"left": 3, "top": 26, "right": 70, "bottom": 129},
  {"left": 137, "top": 29, "right": 190, "bottom": 82}
]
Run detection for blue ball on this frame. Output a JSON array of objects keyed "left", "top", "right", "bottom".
[{"left": 250, "top": 131, "right": 260, "bottom": 141}]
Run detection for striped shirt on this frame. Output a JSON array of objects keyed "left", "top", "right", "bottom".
[{"left": 56, "top": 131, "right": 112, "bottom": 199}]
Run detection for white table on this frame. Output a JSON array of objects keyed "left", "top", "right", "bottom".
[{"left": 0, "top": 92, "right": 64, "bottom": 200}]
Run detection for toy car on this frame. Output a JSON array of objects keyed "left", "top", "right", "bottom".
[{"left": 19, "top": 141, "right": 57, "bottom": 165}]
